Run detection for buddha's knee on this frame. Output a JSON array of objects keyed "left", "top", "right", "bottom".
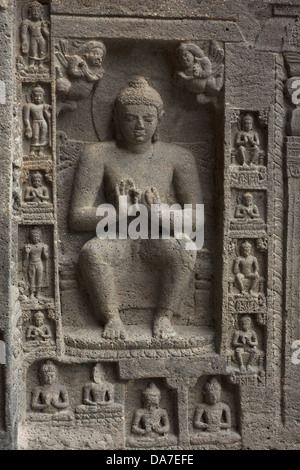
[
  {"left": 79, "top": 238, "right": 129, "bottom": 267},
  {"left": 161, "top": 238, "right": 197, "bottom": 271}
]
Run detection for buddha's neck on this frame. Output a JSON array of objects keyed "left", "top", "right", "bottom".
[{"left": 124, "top": 141, "right": 153, "bottom": 155}]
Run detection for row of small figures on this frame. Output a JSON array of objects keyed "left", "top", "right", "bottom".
[{"left": 29, "top": 361, "right": 240, "bottom": 445}]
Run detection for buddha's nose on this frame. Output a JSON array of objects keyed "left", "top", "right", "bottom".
[{"left": 136, "top": 117, "right": 144, "bottom": 129}]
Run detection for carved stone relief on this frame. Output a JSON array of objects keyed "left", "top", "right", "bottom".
[{"left": 0, "top": 0, "right": 299, "bottom": 451}]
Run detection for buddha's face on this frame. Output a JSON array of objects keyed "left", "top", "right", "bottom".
[
  {"left": 30, "top": 230, "right": 41, "bottom": 244},
  {"left": 32, "top": 175, "right": 42, "bottom": 188},
  {"left": 42, "top": 368, "right": 56, "bottom": 385},
  {"left": 240, "top": 317, "right": 251, "bottom": 332},
  {"left": 243, "top": 195, "right": 252, "bottom": 207},
  {"left": 92, "top": 364, "right": 105, "bottom": 383},
  {"left": 241, "top": 243, "right": 251, "bottom": 257},
  {"left": 118, "top": 104, "right": 158, "bottom": 146},
  {"left": 205, "top": 388, "right": 220, "bottom": 405},
  {"left": 34, "top": 315, "right": 44, "bottom": 327},
  {"left": 144, "top": 394, "right": 160, "bottom": 409},
  {"left": 33, "top": 91, "right": 44, "bottom": 104},
  {"left": 243, "top": 119, "right": 253, "bottom": 132}
]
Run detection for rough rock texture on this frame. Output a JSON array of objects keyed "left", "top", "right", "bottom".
[{"left": 0, "top": 0, "right": 299, "bottom": 450}]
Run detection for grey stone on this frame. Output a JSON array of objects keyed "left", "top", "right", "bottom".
[{"left": 0, "top": 0, "right": 299, "bottom": 450}]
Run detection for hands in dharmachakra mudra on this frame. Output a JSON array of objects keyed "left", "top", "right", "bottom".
[{"left": 70, "top": 76, "right": 202, "bottom": 341}]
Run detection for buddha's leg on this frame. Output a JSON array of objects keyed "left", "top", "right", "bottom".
[
  {"left": 248, "top": 274, "right": 259, "bottom": 296},
  {"left": 237, "top": 146, "right": 246, "bottom": 166},
  {"left": 79, "top": 237, "right": 130, "bottom": 340},
  {"left": 247, "top": 346, "right": 258, "bottom": 370},
  {"left": 235, "top": 273, "right": 245, "bottom": 293},
  {"left": 235, "top": 347, "right": 246, "bottom": 372},
  {"left": 250, "top": 145, "right": 259, "bottom": 166},
  {"left": 39, "top": 120, "right": 48, "bottom": 147},
  {"left": 31, "top": 120, "right": 40, "bottom": 154},
  {"left": 29, "top": 39, "right": 38, "bottom": 69},
  {"left": 35, "top": 261, "right": 44, "bottom": 298},
  {"left": 140, "top": 238, "right": 197, "bottom": 339}
]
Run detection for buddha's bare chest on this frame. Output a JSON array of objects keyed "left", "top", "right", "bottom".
[{"left": 104, "top": 158, "right": 174, "bottom": 197}]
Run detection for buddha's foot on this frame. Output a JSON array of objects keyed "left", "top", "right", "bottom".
[
  {"left": 249, "top": 290, "right": 259, "bottom": 298},
  {"left": 153, "top": 317, "right": 177, "bottom": 340},
  {"left": 103, "top": 320, "right": 127, "bottom": 341}
]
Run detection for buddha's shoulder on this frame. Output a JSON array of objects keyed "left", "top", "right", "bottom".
[
  {"left": 80, "top": 141, "right": 119, "bottom": 161},
  {"left": 154, "top": 141, "right": 194, "bottom": 161},
  {"left": 82, "top": 140, "right": 118, "bottom": 153}
]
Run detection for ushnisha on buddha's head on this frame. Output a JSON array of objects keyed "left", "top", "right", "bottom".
[
  {"left": 203, "top": 377, "right": 221, "bottom": 405},
  {"left": 114, "top": 76, "right": 165, "bottom": 148},
  {"left": 142, "top": 381, "right": 161, "bottom": 409}
]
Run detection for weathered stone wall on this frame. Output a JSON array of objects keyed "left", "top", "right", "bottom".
[{"left": 0, "top": 0, "right": 299, "bottom": 450}]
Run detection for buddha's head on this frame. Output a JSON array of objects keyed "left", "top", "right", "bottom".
[
  {"left": 142, "top": 381, "right": 161, "bottom": 409},
  {"left": 114, "top": 76, "right": 164, "bottom": 147},
  {"left": 32, "top": 84, "right": 45, "bottom": 105},
  {"left": 40, "top": 360, "right": 56, "bottom": 385},
  {"left": 30, "top": 226, "right": 42, "bottom": 244},
  {"left": 31, "top": 171, "right": 43, "bottom": 188},
  {"left": 92, "top": 363, "right": 105, "bottom": 384},
  {"left": 241, "top": 113, "right": 254, "bottom": 132},
  {"left": 203, "top": 376, "right": 221, "bottom": 405},
  {"left": 242, "top": 192, "right": 253, "bottom": 207},
  {"left": 239, "top": 315, "right": 252, "bottom": 332},
  {"left": 33, "top": 310, "right": 44, "bottom": 327},
  {"left": 240, "top": 240, "right": 252, "bottom": 257}
]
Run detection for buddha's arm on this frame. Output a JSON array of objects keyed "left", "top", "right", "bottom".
[
  {"left": 70, "top": 146, "right": 104, "bottom": 231},
  {"left": 193, "top": 406, "right": 207, "bottom": 429},
  {"left": 232, "top": 331, "right": 242, "bottom": 348},
  {"left": 26, "top": 326, "right": 34, "bottom": 340},
  {"left": 42, "top": 244, "right": 49, "bottom": 261},
  {"left": 251, "top": 205, "right": 259, "bottom": 218},
  {"left": 31, "top": 390, "right": 47, "bottom": 411},
  {"left": 235, "top": 205, "right": 245, "bottom": 218},
  {"left": 24, "top": 188, "right": 33, "bottom": 201},
  {"left": 20, "top": 21, "right": 29, "bottom": 52},
  {"left": 82, "top": 385, "right": 94, "bottom": 405},
  {"left": 233, "top": 258, "right": 241, "bottom": 275},
  {"left": 42, "top": 188, "right": 50, "bottom": 201},
  {"left": 42, "top": 327, "right": 51, "bottom": 340},
  {"left": 253, "top": 132, "right": 260, "bottom": 146},
  {"left": 235, "top": 132, "right": 245, "bottom": 148},
  {"left": 220, "top": 404, "right": 231, "bottom": 429},
  {"left": 153, "top": 410, "right": 170, "bottom": 434},
  {"left": 105, "top": 385, "right": 114, "bottom": 404},
  {"left": 252, "top": 257, "right": 259, "bottom": 274},
  {"left": 132, "top": 410, "right": 146, "bottom": 435},
  {"left": 52, "top": 389, "right": 69, "bottom": 409},
  {"left": 249, "top": 331, "right": 258, "bottom": 347}
]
